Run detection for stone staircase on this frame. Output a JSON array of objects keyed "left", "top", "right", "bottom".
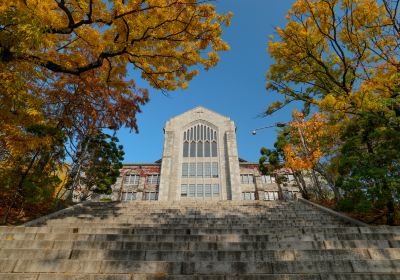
[{"left": 1, "top": 200, "right": 400, "bottom": 279}]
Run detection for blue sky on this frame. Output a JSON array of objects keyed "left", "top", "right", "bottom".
[{"left": 118, "top": 0, "right": 297, "bottom": 163}]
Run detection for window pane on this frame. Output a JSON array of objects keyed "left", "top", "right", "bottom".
[
  {"left": 249, "top": 175, "right": 254, "bottom": 184},
  {"left": 207, "top": 127, "right": 210, "bottom": 140},
  {"left": 197, "top": 142, "right": 203, "bottom": 157},
  {"left": 183, "top": 142, "right": 189, "bottom": 157},
  {"left": 212, "top": 184, "right": 219, "bottom": 196},
  {"left": 211, "top": 141, "right": 217, "bottom": 157},
  {"left": 190, "top": 128, "right": 193, "bottom": 140},
  {"left": 204, "top": 163, "right": 211, "bottom": 177},
  {"left": 241, "top": 175, "right": 249, "bottom": 184},
  {"left": 212, "top": 162, "right": 218, "bottom": 178},
  {"left": 194, "top": 126, "right": 197, "bottom": 141},
  {"left": 150, "top": 192, "right": 156, "bottom": 200},
  {"left": 190, "top": 142, "right": 196, "bottom": 157},
  {"left": 197, "top": 184, "right": 203, "bottom": 197},
  {"left": 189, "top": 184, "right": 196, "bottom": 197},
  {"left": 125, "top": 175, "right": 139, "bottom": 185},
  {"left": 204, "top": 142, "right": 210, "bottom": 157},
  {"left": 144, "top": 192, "right": 149, "bottom": 200},
  {"left": 182, "top": 163, "right": 188, "bottom": 177},
  {"left": 189, "top": 163, "right": 196, "bottom": 177},
  {"left": 205, "top": 184, "right": 212, "bottom": 197},
  {"left": 197, "top": 163, "right": 203, "bottom": 177},
  {"left": 147, "top": 175, "right": 159, "bottom": 184},
  {"left": 200, "top": 125, "right": 203, "bottom": 140},
  {"left": 262, "top": 175, "right": 272, "bottom": 184},
  {"left": 184, "top": 131, "right": 186, "bottom": 141},
  {"left": 181, "top": 184, "right": 187, "bottom": 197},
  {"left": 274, "top": 192, "right": 279, "bottom": 200}
]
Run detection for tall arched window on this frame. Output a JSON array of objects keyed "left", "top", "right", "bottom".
[{"left": 183, "top": 124, "right": 218, "bottom": 158}]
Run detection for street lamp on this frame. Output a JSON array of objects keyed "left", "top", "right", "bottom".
[{"left": 251, "top": 122, "right": 287, "bottom": 135}]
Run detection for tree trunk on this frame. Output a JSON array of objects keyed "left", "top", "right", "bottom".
[
  {"left": 293, "top": 170, "right": 309, "bottom": 199},
  {"left": 387, "top": 198, "right": 395, "bottom": 226},
  {"left": 1, "top": 152, "right": 39, "bottom": 224}
]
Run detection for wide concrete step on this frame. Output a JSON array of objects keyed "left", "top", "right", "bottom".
[
  {"left": 44, "top": 215, "right": 343, "bottom": 222},
  {"left": 0, "top": 224, "right": 400, "bottom": 235},
  {"left": 2, "top": 248, "right": 400, "bottom": 261},
  {"left": 1, "top": 226, "right": 366, "bottom": 235},
  {"left": 2, "top": 274, "right": 400, "bottom": 280},
  {"left": 2, "top": 239, "right": 398, "bottom": 250},
  {"left": 0, "top": 226, "right": 361, "bottom": 234},
  {"left": 4, "top": 226, "right": 392, "bottom": 235},
  {"left": 2, "top": 259, "right": 400, "bottom": 274},
  {"left": 65, "top": 211, "right": 323, "bottom": 216},
  {"left": 3, "top": 232, "right": 400, "bottom": 242},
  {"left": 41, "top": 221, "right": 347, "bottom": 228}
]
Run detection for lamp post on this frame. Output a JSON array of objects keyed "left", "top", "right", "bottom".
[{"left": 251, "top": 122, "right": 287, "bottom": 135}]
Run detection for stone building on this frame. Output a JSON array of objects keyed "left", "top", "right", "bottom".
[{"left": 110, "top": 106, "right": 300, "bottom": 201}]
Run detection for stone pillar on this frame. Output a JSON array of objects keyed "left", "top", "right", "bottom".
[
  {"left": 158, "top": 129, "right": 175, "bottom": 201},
  {"left": 225, "top": 126, "right": 241, "bottom": 201}
]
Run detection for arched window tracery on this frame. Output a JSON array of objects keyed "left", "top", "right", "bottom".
[{"left": 183, "top": 124, "right": 218, "bottom": 158}]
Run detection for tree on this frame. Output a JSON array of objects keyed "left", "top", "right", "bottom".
[
  {"left": 337, "top": 112, "right": 400, "bottom": 225},
  {"left": 264, "top": 0, "right": 400, "bottom": 224},
  {"left": 1, "top": 0, "right": 231, "bottom": 90},
  {"left": 283, "top": 111, "right": 341, "bottom": 200},
  {"left": 265, "top": 0, "right": 399, "bottom": 120},
  {"left": 259, "top": 129, "right": 311, "bottom": 200},
  {"left": 67, "top": 132, "right": 124, "bottom": 200},
  {"left": 0, "top": 0, "right": 232, "bottom": 223},
  {"left": 0, "top": 124, "right": 66, "bottom": 224}
]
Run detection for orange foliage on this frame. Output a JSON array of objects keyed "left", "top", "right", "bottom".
[{"left": 284, "top": 111, "right": 329, "bottom": 171}]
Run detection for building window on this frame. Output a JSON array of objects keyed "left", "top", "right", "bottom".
[
  {"left": 197, "top": 163, "right": 203, "bottom": 177},
  {"left": 211, "top": 141, "right": 217, "bottom": 157},
  {"left": 240, "top": 174, "right": 254, "bottom": 184},
  {"left": 183, "top": 142, "right": 189, "bottom": 157},
  {"left": 197, "top": 142, "right": 203, "bottom": 157},
  {"left": 197, "top": 184, "right": 204, "bottom": 197},
  {"left": 182, "top": 163, "right": 188, "bottom": 177},
  {"left": 287, "top": 174, "right": 295, "bottom": 182},
  {"left": 144, "top": 192, "right": 158, "bottom": 200},
  {"left": 213, "top": 184, "right": 220, "bottom": 197},
  {"left": 183, "top": 124, "right": 218, "bottom": 158},
  {"left": 261, "top": 175, "right": 275, "bottom": 184},
  {"left": 190, "top": 142, "right": 196, "bottom": 157},
  {"left": 181, "top": 184, "right": 187, "bottom": 197},
  {"left": 264, "top": 191, "right": 279, "bottom": 201},
  {"left": 242, "top": 192, "right": 255, "bottom": 200},
  {"left": 211, "top": 162, "right": 218, "bottom": 178},
  {"left": 188, "top": 184, "right": 196, "bottom": 197},
  {"left": 204, "top": 162, "right": 211, "bottom": 177},
  {"left": 124, "top": 174, "right": 140, "bottom": 185},
  {"left": 122, "top": 192, "right": 136, "bottom": 201},
  {"left": 204, "top": 141, "right": 210, "bottom": 157},
  {"left": 283, "top": 191, "right": 297, "bottom": 200},
  {"left": 205, "top": 184, "right": 212, "bottom": 197},
  {"left": 189, "top": 163, "right": 196, "bottom": 177},
  {"left": 147, "top": 174, "right": 160, "bottom": 185},
  {"left": 181, "top": 184, "right": 219, "bottom": 198}
]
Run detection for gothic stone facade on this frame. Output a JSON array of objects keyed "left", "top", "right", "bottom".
[{"left": 110, "top": 106, "right": 300, "bottom": 201}]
